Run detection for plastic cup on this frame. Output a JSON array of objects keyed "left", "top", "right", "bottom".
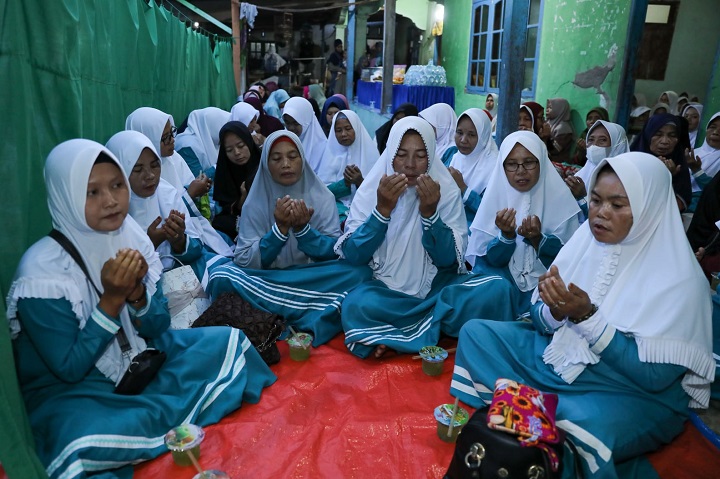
[
  {"left": 419, "top": 346, "right": 448, "bottom": 376},
  {"left": 193, "top": 471, "right": 230, "bottom": 479},
  {"left": 165, "top": 424, "right": 205, "bottom": 467},
  {"left": 287, "top": 332, "right": 313, "bottom": 361},
  {"left": 434, "top": 403, "right": 469, "bottom": 443}
]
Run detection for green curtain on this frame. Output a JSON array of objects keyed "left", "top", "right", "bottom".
[
  {"left": 0, "top": 0, "right": 236, "bottom": 475},
  {"left": 0, "top": 310, "right": 47, "bottom": 478},
  {"left": 0, "top": 0, "right": 236, "bottom": 300}
]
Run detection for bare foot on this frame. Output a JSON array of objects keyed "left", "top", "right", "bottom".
[{"left": 373, "top": 344, "right": 388, "bottom": 359}]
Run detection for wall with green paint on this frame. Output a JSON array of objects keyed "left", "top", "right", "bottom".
[
  {"left": 696, "top": 42, "right": 720, "bottom": 145},
  {"left": 635, "top": 0, "right": 720, "bottom": 108},
  {"left": 442, "top": 1, "right": 636, "bottom": 131},
  {"left": 534, "top": 2, "right": 631, "bottom": 131},
  {"left": 397, "top": 0, "right": 432, "bottom": 32},
  {"left": 441, "top": 0, "right": 484, "bottom": 114}
]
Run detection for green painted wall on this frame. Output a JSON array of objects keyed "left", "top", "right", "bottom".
[
  {"left": 698, "top": 43, "right": 720, "bottom": 144},
  {"left": 535, "top": 2, "right": 631, "bottom": 130},
  {"left": 635, "top": 0, "right": 720, "bottom": 108},
  {"left": 442, "top": 0, "right": 483, "bottom": 114},
  {"left": 442, "top": 0, "right": 634, "bottom": 130},
  {"left": 397, "top": 0, "right": 431, "bottom": 31}
]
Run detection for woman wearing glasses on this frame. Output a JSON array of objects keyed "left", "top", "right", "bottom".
[
  {"left": 125, "top": 107, "right": 211, "bottom": 202},
  {"left": 466, "top": 131, "right": 580, "bottom": 316}
]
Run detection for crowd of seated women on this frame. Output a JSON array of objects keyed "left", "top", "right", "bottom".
[{"left": 7, "top": 83, "right": 718, "bottom": 478}]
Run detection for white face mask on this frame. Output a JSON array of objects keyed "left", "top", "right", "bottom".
[{"left": 586, "top": 145, "right": 611, "bottom": 165}]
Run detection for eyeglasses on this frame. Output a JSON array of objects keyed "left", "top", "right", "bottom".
[
  {"left": 161, "top": 126, "right": 177, "bottom": 145},
  {"left": 503, "top": 160, "right": 539, "bottom": 172}
]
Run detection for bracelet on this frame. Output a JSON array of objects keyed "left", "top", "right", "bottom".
[
  {"left": 568, "top": 303, "right": 598, "bottom": 324},
  {"left": 127, "top": 284, "right": 146, "bottom": 305}
]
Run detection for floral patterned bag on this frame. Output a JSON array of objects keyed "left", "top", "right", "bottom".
[
  {"left": 444, "top": 379, "right": 583, "bottom": 479},
  {"left": 486, "top": 378, "right": 561, "bottom": 470}
]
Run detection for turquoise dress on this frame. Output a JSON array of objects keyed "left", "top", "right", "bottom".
[
  {"left": 473, "top": 232, "right": 564, "bottom": 315},
  {"left": 451, "top": 309, "right": 689, "bottom": 479},
  {"left": 207, "top": 223, "right": 372, "bottom": 346},
  {"left": 327, "top": 179, "right": 351, "bottom": 223},
  {"left": 13, "top": 284, "right": 275, "bottom": 479},
  {"left": 177, "top": 146, "right": 215, "bottom": 179},
  {"left": 340, "top": 209, "right": 516, "bottom": 358},
  {"left": 462, "top": 187, "right": 484, "bottom": 228},
  {"left": 711, "top": 287, "right": 720, "bottom": 400},
  {"left": 440, "top": 146, "right": 458, "bottom": 167}
]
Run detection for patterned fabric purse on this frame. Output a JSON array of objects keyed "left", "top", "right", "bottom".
[
  {"left": 445, "top": 379, "right": 582, "bottom": 479},
  {"left": 191, "top": 293, "right": 285, "bottom": 365},
  {"left": 486, "top": 378, "right": 561, "bottom": 471}
]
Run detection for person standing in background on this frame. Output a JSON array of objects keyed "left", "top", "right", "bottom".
[{"left": 327, "top": 39, "right": 346, "bottom": 96}]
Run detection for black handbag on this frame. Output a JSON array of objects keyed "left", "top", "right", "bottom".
[
  {"left": 191, "top": 293, "right": 285, "bottom": 365},
  {"left": 113, "top": 329, "right": 167, "bottom": 395},
  {"left": 48, "top": 229, "right": 166, "bottom": 395},
  {"left": 444, "top": 409, "right": 582, "bottom": 479}
]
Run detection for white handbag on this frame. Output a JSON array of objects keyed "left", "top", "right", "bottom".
[{"left": 160, "top": 256, "right": 211, "bottom": 330}]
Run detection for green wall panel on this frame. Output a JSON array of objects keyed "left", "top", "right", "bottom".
[
  {"left": 534, "top": 2, "right": 631, "bottom": 130},
  {"left": 0, "top": 0, "right": 236, "bottom": 302}
]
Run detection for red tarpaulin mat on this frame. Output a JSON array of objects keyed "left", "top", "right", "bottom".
[{"left": 2, "top": 335, "right": 718, "bottom": 478}]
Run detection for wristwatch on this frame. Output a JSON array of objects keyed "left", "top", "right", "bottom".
[{"left": 568, "top": 303, "right": 598, "bottom": 324}]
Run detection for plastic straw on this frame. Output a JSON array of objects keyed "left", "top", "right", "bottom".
[
  {"left": 288, "top": 325, "right": 308, "bottom": 350},
  {"left": 412, "top": 347, "right": 456, "bottom": 360},
  {"left": 185, "top": 448, "right": 205, "bottom": 477},
  {"left": 446, "top": 397, "right": 460, "bottom": 438}
]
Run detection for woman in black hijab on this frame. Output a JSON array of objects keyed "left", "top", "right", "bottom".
[
  {"left": 687, "top": 173, "right": 720, "bottom": 281},
  {"left": 630, "top": 112, "right": 692, "bottom": 211},
  {"left": 374, "top": 103, "right": 419, "bottom": 154},
  {"left": 212, "top": 121, "right": 261, "bottom": 238}
]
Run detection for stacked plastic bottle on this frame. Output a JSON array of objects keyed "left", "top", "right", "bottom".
[{"left": 403, "top": 60, "right": 447, "bottom": 87}]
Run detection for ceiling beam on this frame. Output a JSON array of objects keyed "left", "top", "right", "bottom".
[{"left": 173, "top": 0, "right": 232, "bottom": 34}]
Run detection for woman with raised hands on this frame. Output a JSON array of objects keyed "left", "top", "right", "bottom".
[
  {"left": 337, "top": 117, "right": 514, "bottom": 359},
  {"left": 6, "top": 139, "right": 274, "bottom": 479},
  {"left": 451, "top": 153, "right": 713, "bottom": 478},
  {"left": 467, "top": 131, "right": 580, "bottom": 316},
  {"left": 207, "top": 130, "right": 372, "bottom": 346}
]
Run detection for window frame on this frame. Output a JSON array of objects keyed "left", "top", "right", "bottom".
[{"left": 466, "top": 0, "right": 544, "bottom": 97}]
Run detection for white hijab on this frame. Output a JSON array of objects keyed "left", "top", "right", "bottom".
[
  {"left": 650, "top": 102, "right": 671, "bottom": 117},
  {"left": 230, "top": 101, "right": 259, "bottom": 126},
  {"left": 6, "top": 140, "right": 163, "bottom": 383},
  {"left": 683, "top": 103, "right": 704, "bottom": 148},
  {"left": 124, "top": 115, "right": 233, "bottom": 257},
  {"left": 660, "top": 90, "right": 680, "bottom": 114},
  {"left": 318, "top": 110, "right": 379, "bottom": 202},
  {"left": 485, "top": 93, "right": 498, "bottom": 119},
  {"left": 419, "top": 103, "right": 458, "bottom": 161},
  {"left": 630, "top": 106, "right": 651, "bottom": 118},
  {"left": 336, "top": 117, "right": 467, "bottom": 299},
  {"left": 449, "top": 108, "right": 499, "bottom": 196},
  {"left": 174, "top": 107, "right": 230, "bottom": 171},
  {"left": 537, "top": 153, "right": 714, "bottom": 408},
  {"left": 282, "top": 97, "right": 327, "bottom": 174},
  {"left": 125, "top": 107, "right": 196, "bottom": 192},
  {"left": 467, "top": 131, "right": 580, "bottom": 292},
  {"left": 695, "top": 112, "right": 720, "bottom": 178},
  {"left": 235, "top": 131, "right": 340, "bottom": 269},
  {"left": 576, "top": 120, "right": 629, "bottom": 184},
  {"left": 106, "top": 131, "right": 206, "bottom": 269}
]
